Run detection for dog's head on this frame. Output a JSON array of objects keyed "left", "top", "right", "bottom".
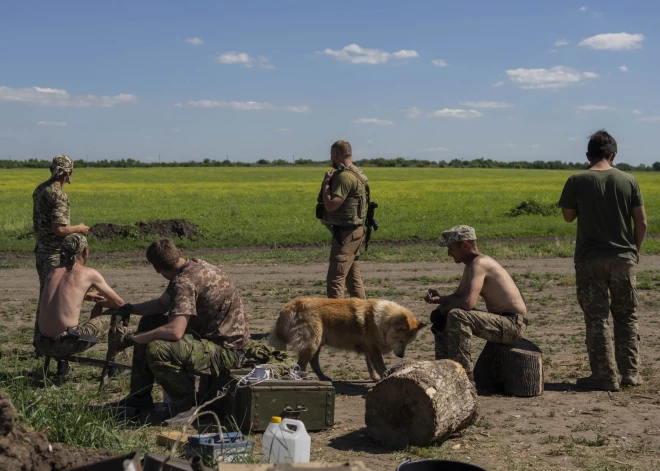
[{"left": 382, "top": 306, "right": 427, "bottom": 358}]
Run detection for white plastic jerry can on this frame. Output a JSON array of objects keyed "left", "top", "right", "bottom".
[{"left": 262, "top": 416, "right": 311, "bottom": 463}]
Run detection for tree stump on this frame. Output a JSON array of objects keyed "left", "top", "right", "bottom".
[
  {"left": 473, "top": 338, "right": 543, "bottom": 397},
  {"left": 365, "top": 360, "right": 479, "bottom": 448}
]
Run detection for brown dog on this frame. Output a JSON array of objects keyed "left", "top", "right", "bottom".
[{"left": 269, "top": 297, "right": 426, "bottom": 381}]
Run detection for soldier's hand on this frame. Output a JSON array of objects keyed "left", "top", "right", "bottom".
[
  {"left": 324, "top": 170, "right": 334, "bottom": 182},
  {"left": 85, "top": 290, "right": 104, "bottom": 303},
  {"left": 425, "top": 289, "right": 441, "bottom": 304},
  {"left": 78, "top": 224, "right": 90, "bottom": 235}
]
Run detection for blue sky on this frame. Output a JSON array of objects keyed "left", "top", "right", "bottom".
[{"left": 1, "top": 0, "right": 658, "bottom": 164}]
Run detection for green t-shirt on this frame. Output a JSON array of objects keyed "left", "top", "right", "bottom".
[
  {"left": 330, "top": 169, "right": 358, "bottom": 200},
  {"left": 558, "top": 168, "right": 644, "bottom": 262}
]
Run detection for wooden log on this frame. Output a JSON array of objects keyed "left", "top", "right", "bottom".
[
  {"left": 365, "top": 360, "right": 479, "bottom": 448},
  {"left": 473, "top": 338, "right": 543, "bottom": 397}
]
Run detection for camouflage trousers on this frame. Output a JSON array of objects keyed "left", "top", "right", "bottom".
[
  {"left": 35, "top": 316, "right": 111, "bottom": 358},
  {"left": 129, "top": 315, "right": 242, "bottom": 410},
  {"left": 327, "top": 225, "right": 366, "bottom": 299},
  {"left": 34, "top": 249, "right": 63, "bottom": 347},
  {"left": 575, "top": 258, "right": 639, "bottom": 381},
  {"left": 432, "top": 308, "right": 526, "bottom": 377}
]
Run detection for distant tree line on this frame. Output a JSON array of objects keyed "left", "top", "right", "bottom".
[{"left": 2, "top": 157, "right": 660, "bottom": 171}]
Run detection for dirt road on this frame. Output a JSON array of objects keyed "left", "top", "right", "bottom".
[{"left": 1, "top": 256, "right": 659, "bottom": 470}]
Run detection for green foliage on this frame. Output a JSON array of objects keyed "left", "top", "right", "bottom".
[{"left": 506, "top": 200, "right": 560, "bottom": 217}]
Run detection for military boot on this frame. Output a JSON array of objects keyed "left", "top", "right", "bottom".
[{"left": 621, "top": 374, "right": 643, "bottom": 387}]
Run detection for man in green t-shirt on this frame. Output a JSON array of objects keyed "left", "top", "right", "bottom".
[
  {"left": 317, "top": 140, "right": 368, "bottom": 299},
  {"left": 558, "top": 129, "right": 647, "bottom": 391}
]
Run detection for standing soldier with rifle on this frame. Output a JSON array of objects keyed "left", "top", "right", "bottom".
[
  {"left": 317, "top": 140, "right": 375, "bottom": 299},
  {"left": 32, "top": 155, "right": 91, "bottom": 371}
]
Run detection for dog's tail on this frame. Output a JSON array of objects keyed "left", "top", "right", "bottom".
[{"left": 269, "top": 299, "right": 299, "bottom": 351}]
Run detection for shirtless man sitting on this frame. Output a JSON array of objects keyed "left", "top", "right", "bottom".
[
  {"left": 36, "top": 233, "right": 125, "bottom": 358},
  {"left": 424, "top": 225, "right": 527, "bottom": 381}
]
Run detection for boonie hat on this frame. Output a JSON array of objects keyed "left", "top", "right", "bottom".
[{"left": 438, "top": 225, "right": 477, "bottom": 247}]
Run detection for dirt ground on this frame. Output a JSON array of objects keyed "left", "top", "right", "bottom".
[{"left": 1, "top": 255, "right": 660, "bottom": 470}]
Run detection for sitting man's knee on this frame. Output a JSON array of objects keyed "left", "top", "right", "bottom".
[
  {"left": 447, "top": 308, "right": 468, "bottom": 320},
  {"left": 145, "top": 340, "right": 170, "bottom": 365}
]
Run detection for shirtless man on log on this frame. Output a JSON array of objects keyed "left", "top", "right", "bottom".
[
  {"left": 424, "top": 225, "right": 527, "bottom": 381},
  {"left": 35, "top": 233, "right": 125, "bottom": 358}
]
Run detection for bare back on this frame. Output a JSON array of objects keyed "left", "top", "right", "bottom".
[
  {"left": 460, "top": 254, "right": 527, "bottom": 316},
  {"left": 39, "top": 265, "right": 99, "bottom": 337}
]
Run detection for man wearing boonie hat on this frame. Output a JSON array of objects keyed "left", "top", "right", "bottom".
[
  {"left": 35, "top": 234, "right": 126, "bottom": 359},
  {"left": 32, "top": 155, "right": 92, "bottom": 368},
  {"left": 424, "top": 225, "right": 528, "bottom": 383}
]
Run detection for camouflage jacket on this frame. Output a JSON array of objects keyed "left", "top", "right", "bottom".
[
  {"left": 32, "top": 179, "right": 70, "bottom": 253},
  {"left": 166, "top": 258, "right": 249, "bottom": 349}
]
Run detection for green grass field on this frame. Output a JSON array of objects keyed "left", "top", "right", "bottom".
[{"left": 2, "top": 167, "right": 658, "bottom": 255}]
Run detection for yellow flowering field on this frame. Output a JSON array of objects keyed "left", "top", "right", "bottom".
[{"left": 1, "top": 167, "right": 658, "bottom": 253}]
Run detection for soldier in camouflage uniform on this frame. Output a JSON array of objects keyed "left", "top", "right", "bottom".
[
  {"left": 318, "top": 140, "right": 368, "bottom": 299},
  {"left": 109, "top": 238, "right": 286, "bottom": 417},
  {"left": 425, "top": 226, "right": 528, "bottom": 382},
  {"left": 559, "top": 130, "right": 647, "bottom": 391},
  {"left": 35, "top": 234, "right": 125, "bottom": 358},
  {"left": 32, "top": 155, "right": 90, "bottom": 363}
]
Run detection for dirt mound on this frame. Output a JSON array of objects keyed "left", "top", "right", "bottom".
[
  {"left": 89, "top": 219, "right": 202, "bottom": 241},
  {"left": 88, "top": 223, "right": 127, "bottom": 240},
  {"left": 136, "top": 219, "right": 202, "bottom": 239},
  {"left": 0, "top": 392, "right": 114, "bottom": 471}
]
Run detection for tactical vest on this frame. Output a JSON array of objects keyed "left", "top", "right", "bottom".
[{"left": 320, "top": 166, "right": 369, "bottom": 227}]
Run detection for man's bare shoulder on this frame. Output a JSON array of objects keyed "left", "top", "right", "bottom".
[{"left": 472, "top": 254, "right": 505, "bottom": 271}]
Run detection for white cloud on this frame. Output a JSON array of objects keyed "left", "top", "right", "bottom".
[
  {"left": 421, "top": 147, "right": 449, "bottom": 152},
  {"left": 580, "top": 6, "right": 588, "bottom": 12},
  {"left": 318, "top": 44, "right": 419, "bottom": 65},
  {"left": 431, "top": 59, "right": 448, "bottom": 67},
  {"left": 354, "top": 150, "right": 363, "bottom": 155},
  {"left": 427, "top": 108, "right": 484, "bottom": 119},
  {"left": 568, "top": 137, "right": 577, "bottom": 141},
  {"left": 177, "top": 100, "right": 310, "bottom": 113},
  {"left": 506, "top": 143, "right": 516, "bottom": 148},
  {"left": 0, "top": 86, "right": 137, "bottom": 107},
  {"left": 185, "top": 37, "right": 204, "bottom": 46},
  {"left": 505, "top": 66, "right": 598, "bottom": 89},
  {"left": 352, "top": 118, "right": 394, "bottom": 126},
  {"left": 575, "top": 104, "right": 616, "bottom": 111},
  {"left": 366, "top": 140, "right": 374, "bottom": 143},
  {"left": 403, "top": 107, "right": 422, "bottom": 119},
  {"left": 632, "top": 109, "right": 643, "bottom": 115},
  {"left": 578, "top": 33, "right": 645, "bottom": 50},
  {"left": 214, "top": 52, "right": 276, "bottom": 69},
  {"left": 459, "top": 101, "right": 513, "bottom": 109},
  {"left": 492, "top": 81, "right": 505, "bottom": 87},
  {"left": 638, "top": 116, "right": 660, "bottom": 122},
  {"left": 555, "top": 39, "right": 569, "bottom": 47},
  {"left": 37, "top": 121, "right": 66, "bottom": 127},
  {"left": 276, "top": 128, "right": 292, "bottom": 132},
  {"left": 392, "top": 50, "right": 419, "bottom": 59},
  {"left": 618, "top": 65, "right": 629, "bottom": 72},
  {"left": 532, "top": 144, "right": 541, "bottom": 149}
]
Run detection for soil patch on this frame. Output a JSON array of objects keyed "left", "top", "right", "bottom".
[
  {"left": 137, "top": 219, "right": 202, "bottom": 239},
  {"left": 0, "top": 392, "right": 114, "bottom": 471},
  {"left": 89, "top": 219, "right": 202, "bottom": 241}
]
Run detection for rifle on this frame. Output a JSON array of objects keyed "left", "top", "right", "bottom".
[
  {"left": 364, "top": 202, "right": 379, "bottom": 251},
  {"left": 100, "top": 305, "right": 132, "bottom": 389}
]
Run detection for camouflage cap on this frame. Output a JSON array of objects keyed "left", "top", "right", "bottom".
[
  {"left": 50, "top": 154, "right": 74, "bottom": 179},
  {"left": 60, "top": 233, "right": 88, "bottom": 266},
  {"left": 438, "top": 225, "right": 477, "bottom": 247}
]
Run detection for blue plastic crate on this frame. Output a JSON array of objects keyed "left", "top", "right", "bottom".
[{"left": 186, "top": 431, "right": 255, "bottom": 463}]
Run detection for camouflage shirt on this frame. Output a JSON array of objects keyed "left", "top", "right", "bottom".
[
  {"left": 32, "top": 179, "right": 70, "bottom": 253},
  {"left": 166, "top": 258, "right": 249, "bottom": 349}
]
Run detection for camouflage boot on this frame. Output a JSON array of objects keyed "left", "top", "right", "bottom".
[{"left": 621, "top": 374, "right": 643, "bottom": 387}]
